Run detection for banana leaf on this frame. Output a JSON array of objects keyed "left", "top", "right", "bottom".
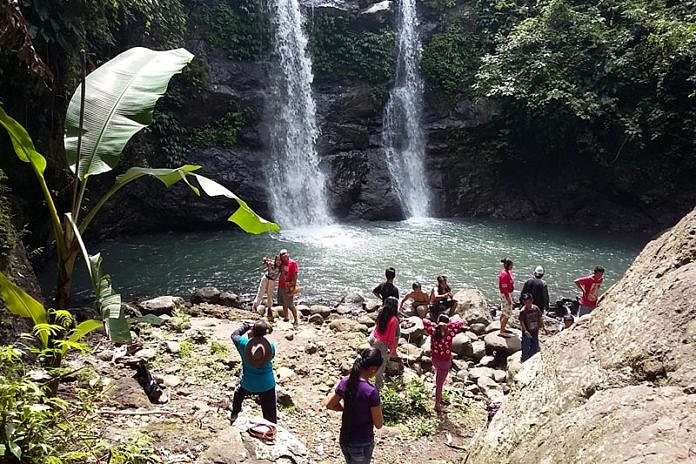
[
  {"left": 0, "top": 272, "right": 48, "bottom": 348},
  {"left": 64, "top": 47, "right": 194, "bottom": 180}
]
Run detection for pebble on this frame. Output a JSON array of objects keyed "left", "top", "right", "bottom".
[
  {"left": 285, "top": 333, "right": 295, "bottom": 341},
  {"left": 166, "top": 341, "right": 181, "bottom": 354},
  {"left": 135, "top": 348, "right": 157, "bottom": 360},
  {"left": 163, "top": 375, "right": 182, "bottom": 387}
]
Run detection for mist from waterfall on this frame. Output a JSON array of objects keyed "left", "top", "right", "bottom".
[
  {"left": 382, "top": 0, "right": 431, "bottom": 218},
  {"left": 268, "top": 0, "right": 332, "bottom": 227}
]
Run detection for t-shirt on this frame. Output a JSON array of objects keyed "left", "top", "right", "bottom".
[
  {"left": 423, "top": 319, "right": 465, "bottom": 361},
  {"left": 278, "top": 259, "right": 299, "bottom": 289},
  {"left": 521, "top": 277, "right": 549, "bottom": 312},
  {"left": 519, "top": 305, "right": 542, "bottom": 336},
  {"left": 498, "top": 269, "right": 514, "bottom": 295},
  {"left": 234, "top": 335, "right": 276, "bottom": 392},
  {"left": 373, "top": 281, "right": 399, "bottom": 301},
  {"left": 372, "top": 316, "right": 399, "bottom": 355},
  {"left": 335, "top": 376, "right": 380, "bottom": 445},
  {"left": 575, "top": 274, "right": 603, "bottom": 308}
]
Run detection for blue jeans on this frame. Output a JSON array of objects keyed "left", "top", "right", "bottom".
[
  {"left": 341, "top": 441, "right": 375, "bottom": 464},
  {"left": 521, "top": 332, "right": 540, "bottom": 362}
]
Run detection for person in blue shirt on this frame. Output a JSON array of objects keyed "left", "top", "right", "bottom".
[{"left": 228, "top": 320, "right": 277, "bottom": 423}]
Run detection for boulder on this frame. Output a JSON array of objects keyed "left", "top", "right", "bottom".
[
  {"left": 218, "top": 291, "right": 239, "bottom": 307},
  {"left": 398, "top": 343, "right": 422, "bottom": 363},
  {"left": 485, "top": 321, "right": 500, "bottom": 333},
  {"left": 465, "top": 331, "right": 479, "bottom": 341},
  {"left": 308, "top": 314, "right": 324, "bottom": 325},
  {"left": 297, "top": 304, "right": 311, "bottom": 316},
  {"left": 165, "top": 341, "right": 181, "bottom": 354},
  {"left": 386, "top": 358, "right": 404, "bottom": 376},
  {"left": 400, "top": 316, "right": 425, "bottom": 345},
  {"left": 453, "top": 289, "right": 491, "bottom": 325},
  {"left": 492, "top": 369, "right": 508, "bottom": 383},
  {"left": 470, "top": 323, "right": 487, "bottom": 335},
  {"left": 467, "top": 208, "right": 696, "bottom": 464},
  {"left": 470, "top": 340, "right": 486, "bottom": 362},
  {"left": 191, "top": 287, "right": 221, "bottom": 304},
  {"left": 342, "top": 289, "right": 365, "bottom": 305},
  {"left": 484, "top": 330, "right": 522, "bottom": 355},
  {"left": 451, "top": 333, "right": 473, "bottom": 357},
  {"left": 233, "top": 416, "right": 309, "bottom": 464},
  {"left": 358, "top": 315, "right": 375, "bottom": 328},
  {"left": 138, "top": 296, "right": 184, "bottom": 316},
  {"left": 478, "top": 355, "right": 495, "bottom": 367},
  {"left": 309, "top": 305, "right": 333, "bottom": 318},
  {"left": 329, "top": 319, "right": 367, "bottom": 333},
  {"left": 506, "top": 351, "right": 523, "bottom": 382},
  {"left": 477, "top": 375, "right": 502, "bottom": 399},
  {"left": 468, "top": 367, "right": 495, "bottom": 382}
]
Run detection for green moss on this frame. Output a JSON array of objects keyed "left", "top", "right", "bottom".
[
  {"left": 191, "top": 111, "right": 248, "bottom": 149},
  {"left": 0, "top": 170, "right": 18, "bottom": 259}
]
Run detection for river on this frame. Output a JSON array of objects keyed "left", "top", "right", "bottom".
[{"left": 46, "top": 218, "right": 648, "bottom": 306}]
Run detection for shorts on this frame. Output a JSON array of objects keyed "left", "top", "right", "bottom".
[
  {"left": 577, "top": 304, "right": 594, "bottom": 318},
  {"left": 500, "top": 297, "right": 513, "bottom": 318}
]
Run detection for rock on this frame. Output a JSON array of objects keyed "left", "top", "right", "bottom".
[
  {"left": 163, "top": 375, "right": 181, "bottom": 387},
  {"left": 97, "top": 350, "right": 113, "bottom": 361},
  {"left": 478, "top": 355, "right": 495, "bottom": 367},
  {"left": 465, "top": 331, "right": 479, "bottom": 341},
  {"left": 308, "top": 314, "right": 324, "bottom": 325},
  {"left": 471, "top": 340, "right": 486, "bottom": 362},
  {"left": 329, "top": 318, "right": 367, "bottom": 333},
  {"left": 398, "top": 343, "right": 422, "bottom": 363},
  {"left": 400, "top": 316, "right": 425, "bottom": 345},
  {"left": 477, "top": 375, "right": 502, "bottom": 398},
  {"left": 470, "top": 323, "right": 487, "bottom": 336},
  {"left": 309, "top": 305, "right": 333, "bottom": 318},
  {"left": 134, "top": 348, "right": 157, "bottom": 360},
  {"left": 386, "top": 358, "right": 404, "bottom": 376},
  {"left": 453, "top": 289, "right": 491, "bottom": 325},
  {"left": 277, "top": 367, "right": 295, "bottom": 383},
  {"left": 165, "top": 341, "right": 181, "bottom": 354},
  {"left": 191, "top": 286, "right": 221, "bottom": 304},
  {"left": 342, "top": 289, "right": 365, "bottom": 305},
  {"left": 200, "top": 427, "right": 248, "bottom": 463},
  {"left": 277, "top": 388, "right": 294, "bottom": 408},
  {"left": 218, "top": 291, "right": 239, "bottom": 307},
  {"left": 364, "top": 300, "right": 381, "bottom": 313},
  {"left": 451, "top": 333, "right": 473, "bottom": 357},
  {"left": 484, "top": 330, "right": 522, "bottom": 355},
  {"left": 357, "top": 315, "right": 375, "bottom": 328},
  {"left": 485, "top": 321, "right": 501, "bottom": 333},
  {"left": 493, "top": 369, "right": 508, "bottom": 383},
  {"left": 422, "top": 337, "right": 431, "bottom": 357},
  {"left": 467, "top": 208, "right": 696, "bottom": 464},
  {"left": 234, "top": 416, "right": 309, "bottom": 464},
  {"left": 297, "top": 304, "right": 311, "bottom": 316},
  {"left": 305, "top": 343, "right": 318, "bottom": 355},
  {"left": 285, "top": 333, "right": 294, "bottom": 341},
  {"left": 455, "top": 370, "right": 469, "bottom": 382},
  {"left": 506, "top": 351, "right": 523, "bottom": 382},
  {"left": 468, "top": 367, "right": 495, "bottom": 382},
  {"left": 138, "top": 296, "right": 184, "bottom": 316}
]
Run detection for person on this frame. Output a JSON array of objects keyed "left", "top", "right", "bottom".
[
  {"left": 519, "top": 293, "right": 548, "bottom": 362},
  {"left": 429, "top": 275, "right": 457, "bottom": 322},
  {"left": 498, "top": 258, "right": 515, "bottom": 338},
  {"left": 399, "top": 282, "right": 430, "bottom": 317},
  {"left": 422, "top": 314, "right": 466, "bottom": 412},
  {"left": 326, "top": 348, "right": 384, "bottom": 464},
  {"left": 368, "top": 296, "right": 399, "bottom": 390},
  {"left": 521, "top": 265, "right": 550, "bottom": 313},
  {"left": 372, "top": 267, "right": 399, "bottom": 302},
  {"left": 252, "top": 255, "right": 282, "bottom": 321},
  {"left": 227, "top": 320, "right": 277, "bottom": 423},
  {"left": 574, "top": 266, "right": 605, "bottom": 317},
  {"left": 278, "top": 249, "right": 300, "bottom": 324}
]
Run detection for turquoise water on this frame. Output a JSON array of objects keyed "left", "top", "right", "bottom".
[{"left": 51, "top": 218, "right": 647, "bottom": 305}]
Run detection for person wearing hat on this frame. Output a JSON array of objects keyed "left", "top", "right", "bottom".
[
  {"left": 278, "top": 249, "right": 300, "bottom": 324},
  {"left": 228, "top": 320, "right": 277, "bottom": 423},
  {"left": 519, "top": 293, "right": 548, "bottom": 362},
  {"left": 521, "top": 265, "right": 550, "bottom": 313}
]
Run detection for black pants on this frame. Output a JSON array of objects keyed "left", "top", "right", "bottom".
[{"left": 230, "top": 384, "right": 277, "bottom": 423}]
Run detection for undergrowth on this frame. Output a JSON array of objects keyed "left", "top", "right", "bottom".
[{"left": 381, "top": 378, "right": 438, "bottom": 437}]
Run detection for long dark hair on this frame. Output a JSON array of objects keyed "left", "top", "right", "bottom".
[
  {"left": 341, "top": 348, "right": 383, "bottom": 444},
  {"left": 437, "top": 275, "right": 451, "bottom": 294},
  {"left": 376, "top": 296, "right": 398, "bottom": 333},
  {"left": 434, "top": 314, "right": 449, "bottom": 342}
]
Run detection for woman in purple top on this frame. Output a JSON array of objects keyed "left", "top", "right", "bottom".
[{"left": 326, "top": 348, "right": 384, "bottom": 464}]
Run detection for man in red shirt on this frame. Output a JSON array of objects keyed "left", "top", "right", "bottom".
[
  {"left": 574, "top": 266, "right": 604, "bottom": 318},
  {"left": 498, "top": 258, "right": 515, "bottom": 337},
  {"left": 278, "top": 249, "right": 300, "bottom": 325}
]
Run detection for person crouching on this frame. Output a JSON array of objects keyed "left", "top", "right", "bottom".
[{"left": 227, "top": 320, "right": 277, "bottom": 423}]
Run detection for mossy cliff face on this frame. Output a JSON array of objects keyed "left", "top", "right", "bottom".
[{"left": 467, "top": 207, "right": 696, "bottom": 463}]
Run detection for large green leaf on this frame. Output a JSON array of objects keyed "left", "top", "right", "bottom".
[
  {"left": 64, "top": 47, "right": 194, "bottom": 180},
  {"left": 0, "top": 272, "right": 48, "bottom": 347},
  {"left": 0, "top": 106, "right": 47, "bottom": 174}
]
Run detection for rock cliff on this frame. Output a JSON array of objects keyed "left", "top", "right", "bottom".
[{"left": 467, "top": 207, "right": 696, "bottom": 463}]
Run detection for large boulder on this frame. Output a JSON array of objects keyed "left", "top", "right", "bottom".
[
  {"left": 453, "top": 289, "right": 491, "bottom": 325},
  {"left": 451, "top": 333, "right": 473, "bottom": 358},
  {"left": 309, "top": 305, "right": 333, "bottom": 318},
  {"left": 467, "top": 208, "right": 696, "bottom": 464},
  {"left": 191, "top": 287, "right": 221, "bottom": 304},
  {"left": 138, "top": 296, "right": 184, "bottom": 315},
  {"left": 483, "top": 330, "right": 522, "bottom": 355},
  {"left": 400, "top": 316, "right": 425, "bottom": 345}
]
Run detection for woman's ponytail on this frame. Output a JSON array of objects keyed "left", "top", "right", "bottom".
[{"left": 341, "top": 348, "right": 383, "bottom": 444}]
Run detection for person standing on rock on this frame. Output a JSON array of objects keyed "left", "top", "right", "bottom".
[
  {"left": 429, "top": 275, "right": 457, "bottom": 322},
  {"left": 368, "top": 296, "right": 400, "bottom": 390},
  {"left": 252, "top": 255, "right": 282, "bottom": 321},
  {"left": 498, "top": 258, "right": 515, "bottom": 338},
  {"left": 422, "top": 314, "right": 466, "bottom": 412},
  {"left": 325, "top": 347, "right": 384, "bottom": 464},
  {"left": 574, "top": 266, "right": 605, "bottom": 317},
  {"left": 521, "top": 266, "right": 550, "bottom": 313},
  {"left": 519, "top": 293, "right": 547, "bottom": 362},
  {"left": 226, "top": 320, "right": 277, "bottom": 423},
  {"left": 372, "top": 267, "right": 399, "bottom": 302},
  {"left": 278, "top": 249, "right": 300, "bottom": 325},
  {"left": 399, "top": 282, "right": 431, "bottom": 317}
]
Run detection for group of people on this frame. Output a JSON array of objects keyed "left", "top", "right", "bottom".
[{"left": 235, "top": 249, "right": 606, "bottom": 463}]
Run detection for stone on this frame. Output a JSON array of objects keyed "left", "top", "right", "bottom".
[
  {"left": 506, "top": 351, "right": 523, "bottom": 382},
  {"left": 400, "top": 316, "right": 425, "bottom": 345},
  {"left": 97, "top": 350, "right": 113, "bottom": 361},
  {"left": 421, "top": 337, "right": 431, "bottom": 357},
  {"left": 218, "top": 291, "right": 239, "bottom": 307},
  {"left": 386, "top": 359, "right": 404, "bottom": 376},
  {"left": 191, "top": 286, "right": 221, "bottom": 304},
  {"left": 277, "top": 388, "right": 294, "bottom": 408},
  {"left": 357, "top": 315, "right": 375, "bottom": 328},
  {"left": 485, "top": 321, "right": 501, "bottom": 333},
  {"left": 342, "top": 289, "right": 365, "bottom": 305},
  {"left": 309, "top": 305, "right": 333, "bottom": 318},
  {"left": 138, "top": 296, "right": 184, "bottom": 316},
  {"left": 479, "top": 355, "right": 495, "bottom": 367},
  {"left": 200, "top": 427, "right": 248, "bottom": 464},
  {"left": 470, "top": 323, "right": 487, "bottom": 335},
  {"left": 484, "top": 330, "right": 522, "bottom": 355},
  {"left": 234, "top": 417, "right": 309, "bottom": 464},
  {"left": 329, "top": 319, "right": 367, "bottom": 333},
  {"left": 297, "top": 304, "right": 311, "bottom": 316},
  {"left": 453, "top": 288, "right": 491, "bottom": 325},
  {"left": 465, "top": 331, "right": 479, "bottom": 341},
  {"left": 285, "top": 333, "right": 294, "bottom": 341},
  {"left": 163, "top": 374, "right": 181, "bottom": 387},
  {"left": 308, "top": 314, "right": 324, "bottom": 325},
  {"left": 398, "top": 343, "right": 422, "bottom": 363},
  {"left": 305, "top": 343, "right": 318, "bottom": 355},
  {"left": 470, "top": 340, "right": 486, "bottom": 362},
  {"left": 493, "top": 369, "right": 508, "bottom": 383},
  {"left": 277, "top": 367, "right": 295, "bottom": 383},
  {"left": 134, "top": 348, "right": 157, "bottom": 360},
  {"left": 451, "top": 333, "right": 473, "bottom": 357},
  {"left": 165, "top": 341, "right": 181, "bottom": 354},
  {"left": 468, "top": 367, "right": 495, "bottom": 382}
]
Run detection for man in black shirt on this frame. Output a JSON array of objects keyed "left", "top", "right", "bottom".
[
  {"left": 373, "top": 267, "right": 399, "bottom": 302},
  {"left": 521, "top": 266, "right": 550, "bottom": 313}
]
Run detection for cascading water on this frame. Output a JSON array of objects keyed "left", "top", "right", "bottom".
[
  {"left": 268, "top": 0, "right": 331, "bottom": 227},
  {"left": 382, "top": 0, "right": 431, "bottom": 218}
]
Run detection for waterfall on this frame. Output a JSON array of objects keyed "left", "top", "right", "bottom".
[
  {"left": 382, "top": 0, "right": 431, "bottom": 218},
  {"left": 268, "top": 0, "right": 331, "bottom": 227}
]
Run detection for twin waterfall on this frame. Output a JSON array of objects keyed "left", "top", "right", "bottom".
[{"left": 268, "top": 0, "right": 430, "bottom": 226}]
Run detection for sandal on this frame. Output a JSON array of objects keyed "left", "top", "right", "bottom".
[{"left": 248, "top": 424, "right": 276, "bottom": 443}]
